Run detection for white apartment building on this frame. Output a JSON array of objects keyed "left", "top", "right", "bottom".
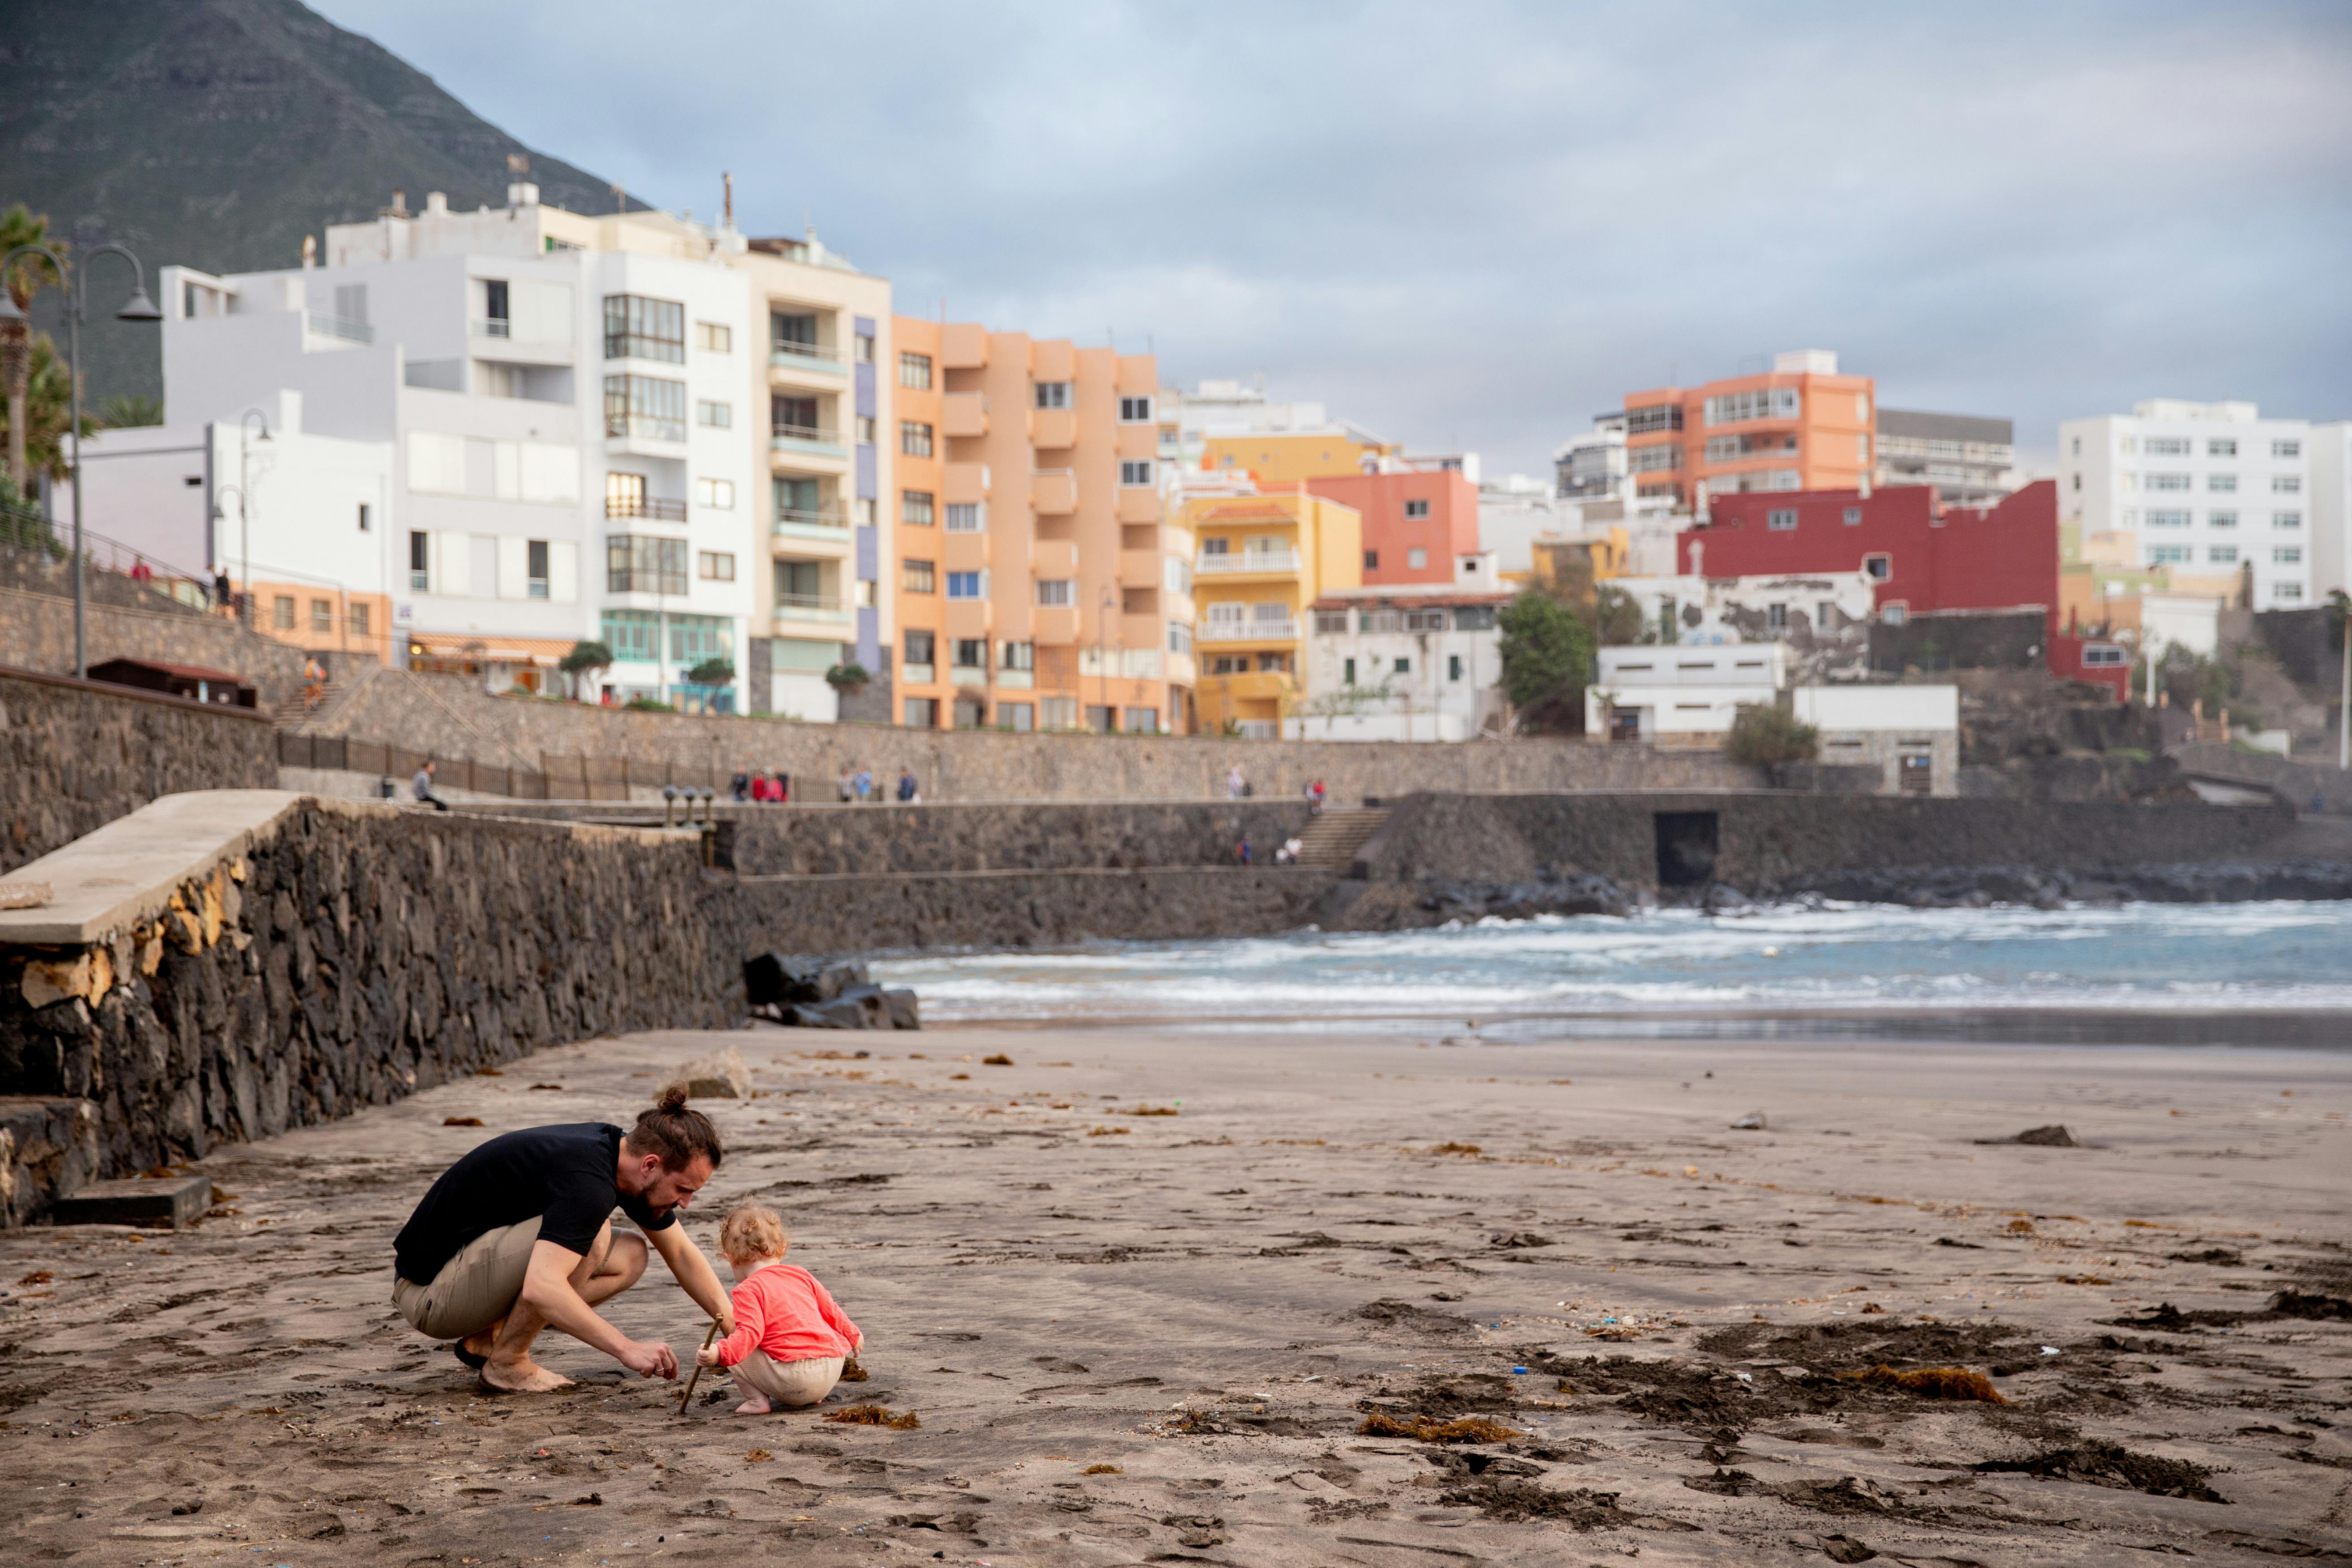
[
  {"left": 2311, "top": 422, "right": 2352, "bottom": 603},
  {"left": 155, "top": 183, "right": 891, "bottom": 716},
  {"left": 2058, "top": 400, "right": 2312, "bottom": 610},
  {"left": 1294, "top": 571, "right": 1508, "bottom": 743},
  {"left": 1585, "top": 643, "right": 1790, "bottom": 743}
]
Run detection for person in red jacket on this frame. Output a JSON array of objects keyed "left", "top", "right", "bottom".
[{"left": 695, "top": 1202, "right": 863, "bottom": 1413}]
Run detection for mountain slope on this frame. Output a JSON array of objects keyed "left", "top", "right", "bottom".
[{"left": 0, "top": 0, "right": 639, "bottom": 405}]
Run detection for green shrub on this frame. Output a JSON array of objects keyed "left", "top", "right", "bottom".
[{"left": 1724, "top": 703, "right": 1819, "bottom": 766}]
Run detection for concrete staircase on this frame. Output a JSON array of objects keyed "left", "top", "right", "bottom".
[
  {"left": 1292, "top": 806, "right": 1389, "bottom": 868},
  {"left": 277, "top": 662, "right": 379, "bottom": 735}
]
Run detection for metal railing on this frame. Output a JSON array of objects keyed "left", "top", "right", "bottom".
[
  {"left": 771, "top": 424, "right": 847, "bottom": 452},
  {"left": 606, "top": 495, "right": 688, "bottom": 521},
  {"left": 769, "top": 341, "right": 846, "bottom": 369},
  {"left": 472, "top": 317, "right": 512, "bottom": 339},
  {"left": 772, "top": 594, "right": 850, "bottom": 623},
  {"left": 608, "top": 413, "right": 687, "bottom": 443},
  {"left": 306, "top": 312, "right": 373, "bottom": 343},
  {"left": 774, "top": 507, "right": 850, "bottom": 532},
  {"left": 1195, "top": 550, "right": 1300, "bottom": 574}
]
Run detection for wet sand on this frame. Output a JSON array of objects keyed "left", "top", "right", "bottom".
[{"left": 2, "top": 1023, "right": 2348, "bottom": 1565}]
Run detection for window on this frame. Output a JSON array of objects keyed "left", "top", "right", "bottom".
[
  {"left": 946, "top": 502, "right": 984, "bottom": 533},
  {"left": 903, "top": 697, "right": 937, "bottom": 727},
  {"left": 1880, "top": 603, "right": 1908, "bottom": 626},
  {"left": 409, "top": 531, "right": 430, "bottom": 592},
  {"left": 306, "top": 598, "right": 329, "bottom": 632},
  {"left": 2275, "top": 583, "right": 2305, "bottom": 601},
  {"left": 528, "top": 539, "right": 550, "bottom": 599},
  {"left": 1392, "top": 657, "right": 1411, "bottom": 675},
  {"left": 856, "top": 416, "right": 878, "bottom": 446},
  {"left": 1625, "top": 403, "right": 1682, "bottom": 434},
  {"left": 2275, "top": 511, "right": 2303, "bottom": 528},
  {"left": 2208, "top": 545, "right": 2238, "bottom": 564},
  {"left": 357, "top": 503, "right": 371, "bottom": 533},
  {"left": 1119, "top": 395, "right": 1152, "bottom": 422},
  {"left": 606, "top": 534, "right": 688, "bottom": 595},
  {"left": 349, "top": 602, "right": 370, "bottom": 637},
  {"left": 1034, "top": 381, "right": 1070, "bottom": 409},
  {"left": 663, "top": 613, "right": 732, "bottom": 666},
  {"left": 2070, "top": 436, "right": 2081, "bottom": 456},
  {"left": 1399, "top": 547, "right": 1423, "bottom": 570},
  {"left": 952, "top": 639, "right": 986, "bottom": 672},
  {"left": 902, "top": 490, "right": 935, "bottom": 526},
  {"left": 1341, "top": 656, "right": 1357, "bottom": 685},
  {"left": 900, "top": 421, "right": 933, "bottom": 457},
  {"left": 2119, "top": 435, "right": 2136, "bottom": 454},
  {"left": 2143, "top": 437, "right": 2190, "bottom": 456},
  {"left": 2274, "top": 439, "right": 2302, "bottom": 459},
  {"left": 481, "top": 277, "right": 509, "bottom": 331},
  {"left": 2207, "top": 438, "right": 2236, "bottom": 457},
  {"left": 2082, "top": 644, "right": 2127, "bottom": 667},
  {"left": 601, "top": 609, "right": 659, "bottom": 663},
  {"left": 2071, "top": 473, "right": 2082, "bottom": 491},
  {"left": 2148, "top": 544, "right": 2190, "bottom": 564},
  {"left": 1406, "top": 608, "right": 1446, "bottom": 631},
  {"left": 2208, "top": 510, "right": 2237, "bottom": 529},
  {"left": 603, "top": 294, "right": 684, "bottom": 362},
  {"left": 1857, "top": 434, "right": 1870, "bottom": 462},
  {"left": 696, "top": 321, "right": 732, "bottom": 353},
  {"left": 1120, "top": 459, "right": 1154, "bottom": 486},
  {"left": 2275, "top": 546, "right": 2303, "bottom": 564},
  {"left": 1448, "top": 654, "right": 1463, "bottom": 682},
  {"left": 697, "top": 399, "right": 732, "bottom": 429},
  {"left": 2274, "top": 475, "right": 2303, "bottom": 494},
  {"left": 1034, "top": 578, "right": 1072, "bottom": 606},
  {"left": 899, "top": 352, "right": 933, "bottom": 389},
  {"left": 1164, "top": 622, "right": 1192, "bottom": 657},
  {"left": 2146, "top": 509, "right": 2190, "bottom": 527},
  {"left": 1862, "top": 553, "right": 1891, "bottom": 581},
  {"left": 950, "top": 571, "right": 986, "bottom": 600},
  {"left": 698, "top": 550, "right": 734, "bottom": 582},
  {"left": 1628, "top": 444, "right": 1681, "bottom": 472},
  {"left": 902, "top": 559, "right": 935, "bottom": 594},
  {"left": 2209, "top": 473, "right": 2237, "bottom": 493},
  {"left": 1363, "top": 550, "right": 1379, "bottom": 570},
  {"left": 604, "top": 374, "right": 687, "bottom": 441},
  {"left": 775, "top": 561, "right": 824, "bottom": 605},
  {"left": 2145, "top": 473, "right": 2190, "bottom": 491},
  {"left": 853, "top": 333, "right": 874, "bottom": 363},
  {"left": 1313, "top": 609, "right": 1348, "bottom": 635},
  {"left": 1404, "top": 498, "right": 1430, "bottom": 520},
  {"left": 1453, "top": 605, "right": 1496, "bottom": 631},
  {"left": 1842, "top": 506, "right": 1862, "bottom": 525},
  {"left": 856, "top": 497, "right": 877, "bottom": 528},
  {"left": 1766, "top": 602, "right": 1787, "bottom": 631},
  {"left": 770, "top": 311, "right": 818, "bottom": 351},
  {"left": 1767, "top": 508, "right": 1798, "bottom": 530},
  {"left": 695, "top": 477, "right": 735, "bottom": 510},
  {"left": 1702, "top": 387, "right": 1800, "bottom": 426}
]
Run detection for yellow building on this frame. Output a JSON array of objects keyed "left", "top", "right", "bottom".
[
  {"left": 1197, "top": 430, "right": 1392, "bottom": 484},
  {"left": 1182, "top": 488, "right": 1362, "bottom": 737}
]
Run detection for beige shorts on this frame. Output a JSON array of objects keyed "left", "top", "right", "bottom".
[
  {"left": 392, "top": 1217, "right": 541, "bottom": 1341},
  {"left": 730, "top": 1352, "right": 844, "bottom": 1407}
]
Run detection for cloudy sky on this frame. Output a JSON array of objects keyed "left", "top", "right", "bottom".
[{"left": 317, "top": 0, "right": 2352, "bottom": 477}]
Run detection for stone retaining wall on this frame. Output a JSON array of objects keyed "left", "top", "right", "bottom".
[
  {"left": 2172, "top": 741, "right": 2352, "bottom": 816},
  {"left": 0, "top": 582, "right": 310, "bottom": 712},
  {"left": 1354, "top": 790, "right": 2303, "bottom": 890},
  {"left": 1, "top": 666, "right": 280, "bottom": 877},
  {"left": 317, "top": 667, "right": 1765, "bottom": 804}
]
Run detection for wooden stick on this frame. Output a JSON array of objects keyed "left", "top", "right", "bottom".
[{"left": 675, "top": 1318, "right": 722, "bottom": 1416}]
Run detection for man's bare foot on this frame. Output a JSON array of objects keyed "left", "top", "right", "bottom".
[
  {"left": 733, "top": 1396, "right": 772, "bottom": 1415},
  {"left": 456, "top": 1325, "right": 501, "bottom": 1367},
  {"left": 480, "top": 1357, "right": 573, "bottom": 1393}
]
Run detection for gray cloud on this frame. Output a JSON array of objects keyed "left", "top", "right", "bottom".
[{"left": 313, "top": 0, "right": 2352, "bottom": 473}]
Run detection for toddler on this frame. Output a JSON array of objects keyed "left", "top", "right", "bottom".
[{"left": 697, "top": 1202, "right": 864, "bottom": 1414}]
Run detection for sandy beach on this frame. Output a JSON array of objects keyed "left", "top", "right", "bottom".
[{"left": 3, "top": 1021, "right": 2348, "bottom": 1566}]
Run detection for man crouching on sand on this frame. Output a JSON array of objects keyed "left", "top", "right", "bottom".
[{"left": 390, "top": 1083, "right": 734, "bottom": 1393}]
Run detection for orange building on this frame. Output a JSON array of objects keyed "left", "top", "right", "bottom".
[
  {"left": 1302, "top": 469, "right": 1482, "bottom": 587},
  {"left": 888, "top": 318, "right": 1188, "bottom": 732},
  {"left": 1623, "top": 349, "right": 1875, "bottom": 508}
]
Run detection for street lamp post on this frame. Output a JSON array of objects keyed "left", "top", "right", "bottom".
[{"left": 0, "top": 242, "right": 164, "bottom": 678}]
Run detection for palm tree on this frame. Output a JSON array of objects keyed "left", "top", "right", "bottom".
[
  {"left": 0, "top": 205, "right": 67, "bottom": 491},
  {"left": 96, "top": 393, "right": 162, "bottom": 428},
  {"left": 0, "top": 334, "right": 75, "bottom": 484}
]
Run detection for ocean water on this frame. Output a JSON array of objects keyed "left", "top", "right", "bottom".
[{"left": 871, "top": 900, "right": 2352, "bottom": 1036}]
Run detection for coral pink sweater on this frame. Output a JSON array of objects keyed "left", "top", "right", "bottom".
[{"left": 712, "top": 1262, "right": 861, "bottom": 1367}]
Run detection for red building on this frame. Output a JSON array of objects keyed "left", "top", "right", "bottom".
[
  {"left": 1304, "top": 470, "right": 1480, "bottom": 587},
  {"left": 1678, "top": 480, "right": 2125, "bottom": 697}
]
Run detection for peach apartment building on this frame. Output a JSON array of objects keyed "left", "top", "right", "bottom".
[
  {"left": 1624, "top": 349, "right": 1876, "bottom": 508},
  {"left": 888, "top": 318, "right": 1185, "bottom": 732},
  {"left": 1184, "top": 486, "right": 1363, "bottom": 737}
]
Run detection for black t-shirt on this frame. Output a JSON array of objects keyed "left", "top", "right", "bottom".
[{"left": 394, "top": 1122, "right": 677, "bottom": 1285}]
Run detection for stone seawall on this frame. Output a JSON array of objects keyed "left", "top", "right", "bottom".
[
  {"left": 320, "top": 667, "right": 1765, "bottom": 804},
  {"left": 0, "top": 582, "right": 310, "bottom": 712},
  {"left": 723, "top": 800, "right": 1315, "bottom": 875},
  {"left": 1, "top": 667, "right": 280, "bottom": 877},
  {"left": 1353, "top": 790, "right": 2303, "bottom": 891}
]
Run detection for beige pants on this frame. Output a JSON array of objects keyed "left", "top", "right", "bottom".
[
  {"left": 392, "top": 1217, "right": 541, "bottom": 1341},
  {"left": 731, "top": 1352, "right": 844, "bottom": 1407}
]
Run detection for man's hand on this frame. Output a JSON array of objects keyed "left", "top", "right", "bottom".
[
  {"left": 695, "top": 1342, "right": 723, "bottom": 1369},
  {"left": 618, "top": 1339, "right": 679, "bottom": 1381}
]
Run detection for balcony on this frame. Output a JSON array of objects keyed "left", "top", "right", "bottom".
[
  {"left": 606, "top": 495, "right": 687, "bottom": 521},
  {"left": 1031, "top": 469, "right": 1077, "bottom": 515},
  {"left": 1030, "top": 407, "right": 1077, "bottom": 449},
  {"left": 306, "top": 311, "right": 372, "bottom": 344},
  {"left": 1031, "top": 538, "right": 1078, "bottom": 579},
  {"left": 1118, "top": 548, "right": 1162, "bottom": 589},
  {"left": 942, "top": 322, "right": 989, "bottom": 369},
  {"left": 1032, "top": 604, "right": 1080, "bottom": 645},
  {"left": 771, "top": 423, "right": 849, "bottom": 462},
  {"left": 773, "top": 507, "right": 852, "bottom": 546},
  {"left": 943, "top": 392, "right": 989, "bottom": 439},
  {"left": 1116, "top": 486, "right": 1161, "bottom": 524},
  {"left": 945, "top": 462, "right": 991, "bottom": 503},
  {"left": 768, "top": 341, "right": 848, "bottom": 380},
  {"left": 771, "top": 594, "right": 851, "bottom": 627},
  {"left": 1198, "top": 618, "right": 1301, "bottom": 643},
  {"left": 606, "top": 413, "right": 687, "bottom": 452},
  {"left": 1195, "top": 549, "right": 1300, "bottom": 576},
  {"left": 471, "top": 317, "right": 511, "bottom": 339}
]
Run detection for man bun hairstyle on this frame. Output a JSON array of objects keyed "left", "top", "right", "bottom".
[{"left": 630, "top": 1081, "right": 724, "bottom": 1171}]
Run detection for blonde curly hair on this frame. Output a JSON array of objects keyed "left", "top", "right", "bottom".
[{"left": 718, "top": 1202, "right": 789, "bottom": 1265}]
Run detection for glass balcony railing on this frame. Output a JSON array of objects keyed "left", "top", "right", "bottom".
[
  {"left": 772, "top": 594, "right": 851, "bottom": 624},
  {"left": 605, "top": 496, "right": 687, "bottom": 521}
]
